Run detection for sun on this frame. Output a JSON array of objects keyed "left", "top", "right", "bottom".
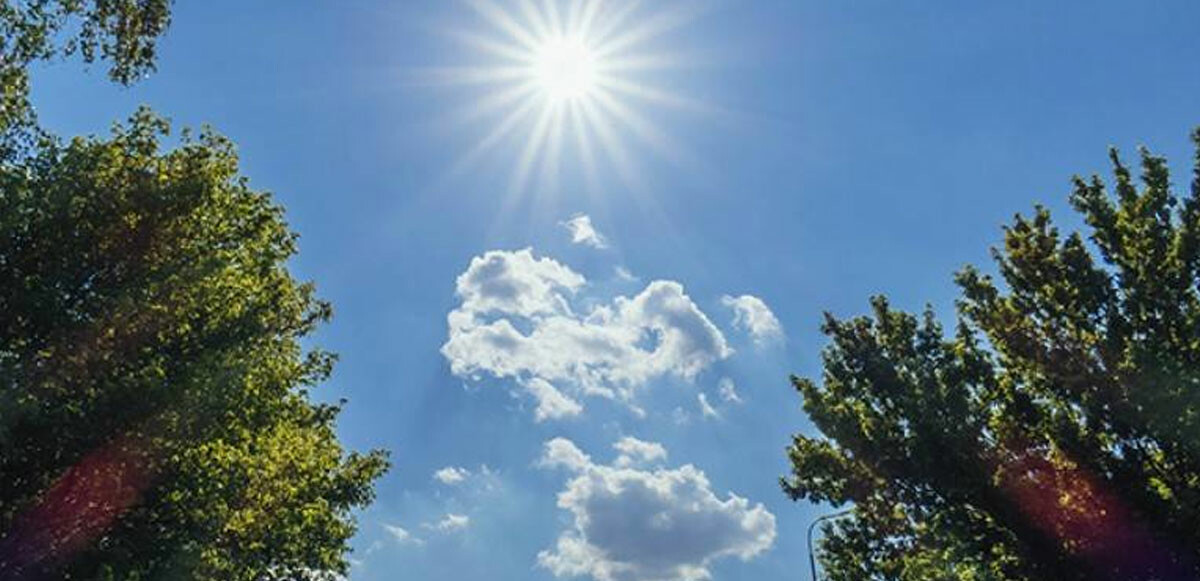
[
  {"left": 428, "top": 0, "right": 709, "bottom": 193},
  {"left": 532, "top": 34, "right": 598, "bottom": 103}
]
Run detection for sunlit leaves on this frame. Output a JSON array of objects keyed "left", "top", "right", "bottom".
[
  {"left": 0, "top": 1, "right": 171, "bottom": 150},
  {"left": 786, "top": 130, "right": 1200, "bottom": 580},
  {"left": 0, "top": 110, "right": 388, "bottom": 580}
]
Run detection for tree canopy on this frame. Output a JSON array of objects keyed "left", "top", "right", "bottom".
[
  {"left": 1, "top": 0, "right": 172, "bottom": 142},
  {"left": 784, "top": 130, "right": 1200, "bottom": 581},
  {"left": 0, "top": 110, "right": 388, "bottom": 580}
]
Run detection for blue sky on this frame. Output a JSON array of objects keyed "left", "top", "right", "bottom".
[{"left": 34, "top": 2, "right": 1200, "bottom": 580}]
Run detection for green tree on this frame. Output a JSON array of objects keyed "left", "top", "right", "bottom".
[
  {"left": 784, "top": 131, "right": 1200, "bottom": 581},
  {"left": 0, "top": 0, "right": 172, "bottom": 143},
  {"left": 0, "top": 110, "right": 389, "bottom": 580}
]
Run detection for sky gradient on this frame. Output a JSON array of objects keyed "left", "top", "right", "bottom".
[{"left": 34, "top": 2, "right": 1200, "bottom": 579}]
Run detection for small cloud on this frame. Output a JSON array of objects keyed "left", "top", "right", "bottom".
[
  {"left": 473, "top": 464, "right": 504, "bottom": 494},
  {"left": 721, "top": 294, "right": 784, "bottom": 346},
  {"left": 615, "top": 265, "right": 638, "bottom": 282},
  {"left": 539, "top": 437, "right": 593, "bottom": 472},
  {"left": 427, "top": 513, "right": 470, "bottom": 533},
  {"left": 560, "top": 214, "right": 609, "bottom": 248},
  {"left": 718, "top": 377, "right": 743, "bottom": 404},
  {"left": 383, "top": 524, "right": 424, "bottom": 547},
  {"left": 613, "top": 436, "right": 667, "bottom": 467},
  {"left": 671, "top": 406, "right": 690, "bottom": 426},
  {"left": 698, "top": 392, "right": 719, "bottom": 419},
  {"left": 433, "top": 466, "right": 471, "bottom": 485}
]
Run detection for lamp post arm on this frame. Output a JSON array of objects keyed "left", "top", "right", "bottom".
[{"left": 806, "top": 509, "right": 854, "bottom": 581}]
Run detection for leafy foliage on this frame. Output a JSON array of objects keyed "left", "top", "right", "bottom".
[
  {"left": 0, "top": 0, "right": 172, "bottom": 144},
  {"left": 0, "top": 110, "right": 388, "bottom": 580},
  {"left": 784, "top": 130, "right": 1200, "bottom": 580}
]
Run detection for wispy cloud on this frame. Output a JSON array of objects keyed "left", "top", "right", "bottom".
[
  {"left": 718, "top": 377, "right": 743, "bottom": 404},
  {"left": 697, "top": 392, "right": 719, "bottom": 419},
  {"left": 429, "top": 513, "right": 470, "bottom": 533},
  {"left": 383, "top": 524, "right": 424, "bottom": 547},
  {"left": 560, "top": 214, "right": 609, "bottom": 248}
]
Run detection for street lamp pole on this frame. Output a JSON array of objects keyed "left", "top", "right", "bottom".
[{"left": 806, "top": 509, "right": 853, "bottom": 581}]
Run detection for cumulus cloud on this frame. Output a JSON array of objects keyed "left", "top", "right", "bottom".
[
  {"left": 433, "top": 466, "right": 471, "bottom": 485},
  {"left": 613, "top": 436, "right": 667, "bottom": 467},
  {"left": 718, "top": 377, "right": 742, "bottom": 404},
  {"left": 697, "top": 393, "right": 719, "bottom": 419},
  {"left": 561, "top": 214, "right": 609, "bottom": 248},
  {"left": 442, "top": 249, "right": 732, "bottom": 420},
  {"left": 720, "top": 295, "right": 784, "bottom": 346},
  {"left": 536, "top": 438, "right": 776, "bottom": 581},
  {"left": 383, "top": 524, "right": 424, "bottom": 546}
]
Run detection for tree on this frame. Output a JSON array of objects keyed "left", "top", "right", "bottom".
[
  {"left": 783, "top": 130, "right": 1200, "bottom": 581},
  {"left": 0, "top": 0, "right": 172, "bottom": 144},
  {"left": 0, "top": 110, "right": 389, "bottom": 580}
]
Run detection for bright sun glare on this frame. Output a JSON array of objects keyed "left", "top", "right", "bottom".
[
  {"left": 431, "top": 0, "right": 708, "bottom": 193},
  {"left": 533, "top": 35, "right": 598, "bottom": 102}
]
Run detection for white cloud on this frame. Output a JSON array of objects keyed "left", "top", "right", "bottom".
[
  {"left": 452, "top": 248, "right": 585, "bottom": 320},
  {"left": 613, "top": 436, "right": 667, "bottom": 467},
  {"left": 536, "top": 438, "right": 776, "bottom": 581},
  {"left": 433, "top": 466, "right": 471, "bottom": 485},
  {"left": 615, "top": 266, "right": 638, "bottom": 282},
  {"left": 720, "top": 295, "right": 784, "bottom": 346},
  {"left": 540, "top": 437, "right": 593, "bottom": 472},
  {"left": 697, "top": 393, "right": 719, "bottom": 419},
  {"left": 429, "top": 513, "right": 470, "bottom": 533},
  {"left": 561, "top": 214, "right": 609, "bottom": 248},
  {"left": 383, "top": 524, "right": 424, "bottom": 547},
  {"left": 442, "top": 249, "right": 732, "bottom": 420},
  {"left": 525, "top": 377, "right": 584, "bottom": 422},
  {"left": 718, "top": 377, "right": 742, "bottom": 404}
]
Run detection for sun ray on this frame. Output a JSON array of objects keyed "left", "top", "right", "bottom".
[
  {"left": 467, "top": 0, "right": 541, "bottom": 51},
  {"left": 517, "top": 0, "right": 554, "bottom": 40},
  {"left": 592, "top": 3, "right": 708, "bottom": 59},
  {"left": 580, "top": 97, "right": 640, "bottom": 190},
  {"left": 601, "top": 52, "right": 696, "bottom": 73},
  {"left": 443, "top": 28, "right": 534, "bottom": 63},
  {"left": 569, "top": 102, "right": 600, "bottom": 187},
  {"left": 434, "top": 0, "right": 715, "bottom": 197},
  {"left": 416, "top": 65, "right": 530, "bottom": 87},
  {"left": 587, "top": 1, "right": 642, "bottom": 50},
  {"left": 564, "top": 0, "right": 585, "bottom": 36},
  {"left": 446, "top": 80, "right": 540, "bottom": 132},
  {"left": 591, "top": 85, "right": 689, "bottom": 168},
  {"left": 539, "top": 103, "right": 568, "bottom": 191},
  {"left": 574, "top": 0, "right": 603, "bottom": 39},
  {"left": 511, "top": 101, "right": 558, "bottom": 193},
  {"left": 540, "top": 0, "right": 563, "bottom": 36},
  {"left": 448, "top": 81, "right": 540, "bottom": 128},
  {"left": 596, "top": 75, "right": 712, "bottom": 114},
  {"left": 448, "top": 96, "right": 541, "bottom": 178}
]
